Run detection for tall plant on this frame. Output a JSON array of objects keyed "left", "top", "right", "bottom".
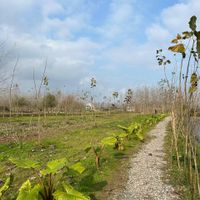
[{"left": 156, "top": 16, "right": 200, "bottom": 198}]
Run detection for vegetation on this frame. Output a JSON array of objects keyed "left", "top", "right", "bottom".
[
  {"left": 165, "top": 124, "right": 200, "bottom": 200},
  {"left": 1, "top": 5, "right": 199, "bottom": 199},
  {"left": 0, "top": 113, "right": 163, "bottom": 199},
  {"left": 158, "top": 16, "right": 200, "bottom": 199}
]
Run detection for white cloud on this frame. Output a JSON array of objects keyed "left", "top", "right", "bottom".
[
  {"left": 147, "top": 0, "right": 200, "bottom": 45},
  {"left": 0, "top": 25, "right": 102, "bottom": 91},
  {"left": 1, "top": 0, "right": 200, "bottom": 94},
  {"left": 96, "top": 0, "right": 141, "bottom": 40},
  {"left": 146, "top": 24, "right": 171, "bottom": 43},
  {"left": 94, "top": 0, "right": 200, "bottom": 93},
  {"left": 162, "top": 0, "right": 200, "bottom": 32},
  {"left": 41, "top": 0, "right": 64, "bottom": 17}
]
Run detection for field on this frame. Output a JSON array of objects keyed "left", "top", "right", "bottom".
[{"left": 0, "top": 112, "right": 162, "bottom": 199}]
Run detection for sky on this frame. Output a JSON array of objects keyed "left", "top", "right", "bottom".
[{"left": 0, "top": 0, "right": 200, "bottom": 96}]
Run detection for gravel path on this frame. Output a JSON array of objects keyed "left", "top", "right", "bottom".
[{"left": 112, "top": 117, "right": 179, "bottom": 200}]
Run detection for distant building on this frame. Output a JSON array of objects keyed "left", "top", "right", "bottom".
[
  {"left": 85, "top": 103, "right": 95, "bottom": 111},
  {"left": 126, "top": 105, "right": 135, "bottom": 112}
]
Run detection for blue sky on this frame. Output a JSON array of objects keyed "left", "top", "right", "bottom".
[{"left": 0, "top": 0, "right": 200, "bottom": 96}]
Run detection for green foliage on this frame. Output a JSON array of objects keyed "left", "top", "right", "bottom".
[
  {"left": 40, "top": 158, "right": 67, "bottom": 176},
  {"left": 117, "top": 125, "right": 128, "bottom": 132},
  {"left": 117, "top": 115, "right": 163, "bottom": 142},
  {"left": 118, "top": 132, "right": 128, "bottom": 138},
  {"left": 85, "top": 136, "right": 119, "bottom": 169},
  {"left": 135, "top": 129, "right": 144, "bottom": 141},
  {"left": 118, "top": 122, "right": 143, "bottom": 141},
  {"left": 0, "top": 175, "right": 13, "bottom": 198},
  {"left": 112, "top": 133, "right": 128, "bottom": 151},
  {"left": 101, "top": 137, "right": 117, "bottom": 146},
  {"left": 1, "top": 113, "right": 162, "bottom": 199},
  {"left": 9, "top": 157, "right": 87, "bottom": 200},
  {"left": 54, "top": 183, "right": 90, "bottom": 200},
  {"left": 16, "top": 180, "right": 41, "bottom": 200},
  {"left": 70, "top": 162, "right": 86, "bottom": 174},
  {"left": 9, "top": 157, "right": 39, "bottom": 169}
]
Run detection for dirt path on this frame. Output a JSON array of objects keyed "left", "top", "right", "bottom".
[{"left": 112, "top": 117, "right": 179, "bottom": 200}]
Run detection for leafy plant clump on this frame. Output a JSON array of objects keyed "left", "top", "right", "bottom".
[
  {"left": 117, "top": 115, "right": 164, "bottom": 141},
  {"left": 85, "top": 136, "right": 117, "bottom": 169},
  {"left": 9, "top": 157, "right": 90, "bottom": 200}
]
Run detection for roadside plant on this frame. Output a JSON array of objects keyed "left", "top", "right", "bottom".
[
  {"left": 112, "top": 132, "right": 128, "bottom": 151},
  {"left": 156, "top": 16, "right": 200, "bottom": 198},
  {"left": 9, "top": 157, "right": 90, "bottom": 200},
  {"left": 85, "top": 136, "right": 117, "bottom": 169},
  {"left": 118, "top": 122, "right": 144, "bottom": 141}
]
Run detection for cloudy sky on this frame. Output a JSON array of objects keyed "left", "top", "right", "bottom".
[{"left": 0, "top": 0, "right": 200, "bottom": 95}]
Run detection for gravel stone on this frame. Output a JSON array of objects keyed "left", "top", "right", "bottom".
[{"left": 112, "top": 117, "right": 179, "bottom": 200}]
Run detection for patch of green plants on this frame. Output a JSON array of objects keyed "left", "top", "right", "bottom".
[
  {"left": 0, "top": 113, "right": 164, "bottom": 199},
  {"left": 117, "top": 114, "right": 165, "bottom": 141},
  {"left": 8, "top": 157, "right": 90, "bottom": 200}
]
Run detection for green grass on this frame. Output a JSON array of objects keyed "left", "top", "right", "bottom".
[{"left": 0, "top": 113, "right": 163, "bottom": 199}]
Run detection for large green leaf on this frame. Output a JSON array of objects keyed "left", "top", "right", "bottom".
[
  {"left": 118, "top": 133, "right": 128, "bottom": 138},
  {"left": 189, "top": 15, "right": 197, "bottom": 31},
  {"left": 101, "top": 137, "right": 117, "bottom": 146},
  {"left": 40, "top": 158, "right": 67, "bottom": 176},
  {"left": 136, "top": 130, "right": 144, "bottom": 141},
  {"left": 128, "top": 123, "right": 141, "bottom": 134},
  {"left": 53, "top": 183, "right": 90, "bottom": 200},
  {"left": 16, "top": 180, "right": 40, "bottom": 200},
  {"left": 117, "top": 125, "right": 129, "bottom": 132},
  {"left": 168, "top": 44, "right": 185, "bottom": 53},
  {"left": 0, "top": 175, "right": 13, "bottom": 198},
  {"left": 9, "top": 157, "right": 39, "bottom": 169},
  {"left": 118, "top": 123, "right": 141, "bottom": 135},
  {"left": 70, "top": 162, "right": 85, "bottom": 174},
  {"left": 127, "top": 124, "right": 135, "bottom": 134}
]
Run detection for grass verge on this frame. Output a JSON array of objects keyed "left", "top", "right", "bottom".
[{"left": 164, "top": 123, "right": 200, "bottom": 200}]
